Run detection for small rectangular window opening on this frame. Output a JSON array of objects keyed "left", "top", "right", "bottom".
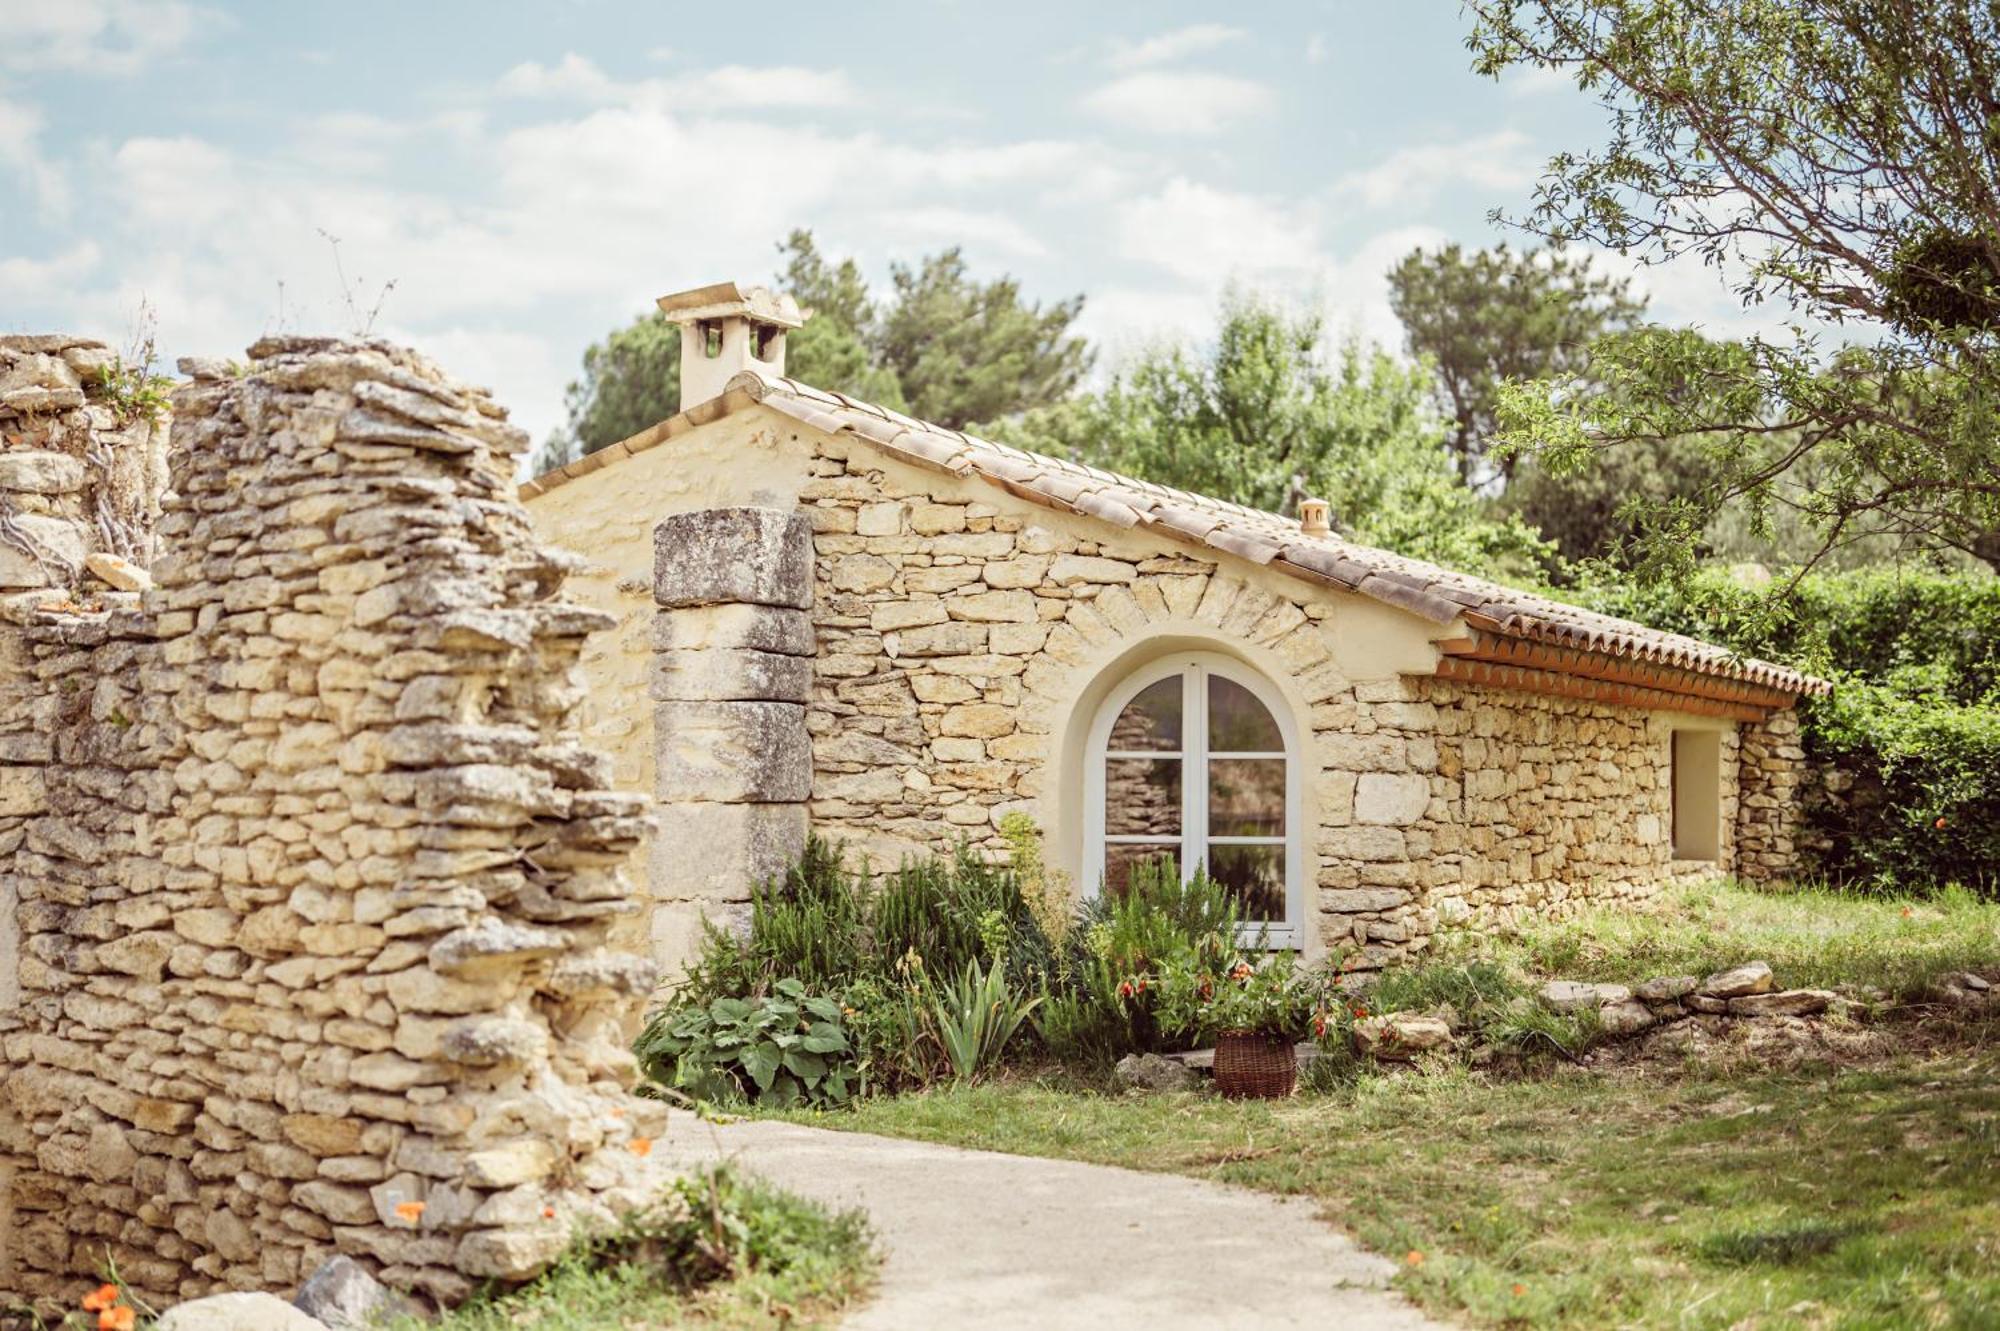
[
  {"left": 1670, "top": 729, "right": 1721, "bottom": 861},
  {"left": 701, "top": 320, "right": 724, "bottom": 358}
]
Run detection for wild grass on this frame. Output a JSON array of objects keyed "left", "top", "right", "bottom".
[
  {"left": 402, "top": 1168, "right": 874, "bottom": 1331},
  {"left": 815, "top": 1052, "right": 1999, "bottom": 1330},
  {"left": 1491, "top": 878, "right": 1999, "bottom": 999}
]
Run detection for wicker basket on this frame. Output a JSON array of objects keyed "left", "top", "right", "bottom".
[{"left": 1213, "top": 1029, "right": 1297, "bottom": 1099}]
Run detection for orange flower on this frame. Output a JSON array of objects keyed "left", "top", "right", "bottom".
[
  {"left": 1405, "top": 1250, "right": 1424, "bottom": 1267},
  {"left": 1935, "top": 816, "right": 1948, "bottom": 830},
  {"left": 1902, "top": 905, "right": 1914, "bottom": 918},
  {"left": 1134, "top": 976, "right": 1148, "bottom": 993},
  {"left": 1231, "top": 962, "right": 1252, "bottom": 981},
  {"left": 82, "top": 1285, "right": 121, "bottom": 1312},
  {"left": 99, "top": 1308, "right": 136, "bottom": 1331},
  {"left": 542, "top": 1205, "right": 557, "bottom": 1220},
  {"left": 1117, "top": 980, "right": 1134, "bottom": 999},
  {"left": 1512, "top": 1283, "right": 1528, "bottom": 1297},
  {"left": 393, "top": 1200, "right": 426, "bottom": 1225},
  {"left": 629, "top": 1137, "right": 653, "bottom": 1157}
]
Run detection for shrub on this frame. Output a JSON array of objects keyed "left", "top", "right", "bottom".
[
  {"left": 1151, "top": 951, "right": 1332, "bottom": 1044},
  {"left": 931, "top": 958, "right": 1043, "bottom": 1084},
  {"left": 634, "top": 979, "right": 862, "bottom": 1109},
  {"left": 1586, "top": 567, "right": 2000, "bottom": 892}
]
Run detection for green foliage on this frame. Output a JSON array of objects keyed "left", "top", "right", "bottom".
[
  {"left": 873, "top": 245, "right": 1091, "bottom": 429},
  {"left": 634, "top": 979, "right": 861, "bottom": 1109},
  {"left": 537, "top": 309, "right": 681, "bottom": 472},
  {"left": 931, "top": 959, "right": 1043, "bottom": 1085},
  {"left": 93, "top": 359, "right": 173, "bottom": 426},
  {"left": 1387, "top": 241, "right": 1644, "bottom": 484},
  {"left": 1151, "top": 950, "right": 1330, "bottom": 1043},
  {"left": 408, "top": 1167, "right": 874, "bottom": 1331},
  {"left": 1469, "top": 0, "right": 2000, "bottom": 577},
  {"left": 989, "top": 292, "right": 1557, "bottom": 578},
  {"left": 1584, "top": 567, "right": 2000, "bottom": 890}
]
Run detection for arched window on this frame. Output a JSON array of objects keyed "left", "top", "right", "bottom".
[{"left": 1084, "top": 653, "right": 1302, "bottom": 946}]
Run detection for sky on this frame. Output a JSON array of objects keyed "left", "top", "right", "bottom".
[{"left": 0, "top": 0, "right": 1767, "bottom": 448}]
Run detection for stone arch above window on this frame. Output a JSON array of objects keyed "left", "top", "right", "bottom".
[{"left": 1083, "top": 651, "right": 1304, "bottom": 947}]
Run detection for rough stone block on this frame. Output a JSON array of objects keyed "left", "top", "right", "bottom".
[
  {"left": 0, "top": 515, "right": 84, "bottom": 588},
  {"left": 650, "top": 648, "right": 812, "bottom": 703},
  {"left": 654, "top": 507, "right": 812, "bottom": 610},
  {"left": 1353, "top": 772, "right": 1430, "bottom": 825},
  {"left": 0, "top": 450, "right": 86, "bottom": 494},
  {"left": 650, "top": 802, "right": 807, "bottom": 901},
  {"left": 655, "top": 700, "right": 810, "bottom": 802},
  {"left": 0, "top": 766, "right": 46, "bottom": 816}
]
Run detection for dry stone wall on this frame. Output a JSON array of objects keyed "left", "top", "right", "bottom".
[
  {"left": 0, "top": 337, "right": 659, "bottom": 1315},
  {"left": 0, "top": 332, "right": 169, "bottom": 595}
]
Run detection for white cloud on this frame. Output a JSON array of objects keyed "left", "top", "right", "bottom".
[
  {"left": 1083, "top": 71, "right": 1274, "bottom": 136},
  {"left": 879, "top": 207, "right": 1049, "bottom": 259},
  {"left": 1305, "top": 34, "right": 1328, "bottom": 66},
  {"left": 1107, "top": 24, "right": 1246, "bottom": 71},
  {"left": 1117, "top": 177, "right": 1322, "bottom": 283},
  {"left": 0, "top": 0, "right": 200, "bottom": 74},
  {"left": 1337, "top": 130, "right": 1538, "bottom": 209},
  {"left": 0, "top": 242, "right": 103, "bottom": 314},
  {"left": 498, "top": 53, "right": 859, "bottom": 111},
  {"left": 0, "top": 90, "right": 68, "bottom": 216}
]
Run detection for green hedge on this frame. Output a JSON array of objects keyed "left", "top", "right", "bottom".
[{"left": 1585, "top": 568, "right": 2000, "bottom": 892}]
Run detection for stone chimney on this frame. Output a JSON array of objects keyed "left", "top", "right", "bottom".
[{"left": 656, "top": 281, "right": 805, "bottom": 408}]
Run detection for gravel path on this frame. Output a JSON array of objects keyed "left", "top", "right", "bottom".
[{"left": 655, "top": 1116, "right": 1450, "bottom": 1330}]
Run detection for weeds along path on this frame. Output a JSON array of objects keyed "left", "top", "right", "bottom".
[{"left": 654, "top": 1115, "right": 1449, "bottom": 1331}]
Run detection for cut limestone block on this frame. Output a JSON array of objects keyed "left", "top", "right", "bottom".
[
  {"left": 654, "top": 507, "right": 812, "bottom": 610},
  {"left": 654, "top": 699, "right": 810, "bottom": 802},
  {"left": 649, "top": 801, "right": 807, "bottom": 901}
]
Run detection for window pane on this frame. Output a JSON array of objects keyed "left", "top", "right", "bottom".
[
  {"left": 1209, "top": 675, "right": 1281, "bottom": 752},
  {"left": 1207, "top": 843, "right": 1285, "bottom": 922},
  {"left": 1105, "top": 844, "right": 1178, "bottom": 902},
  {"left": 1104, "top": 759, "right": 1181, "bottom": 836},
  {"left": 1109, "top": 677, "right": 1182, "bottom": 751},
  {"left": 1208, "top": 758, "right": 1285, "bottom": 836}
]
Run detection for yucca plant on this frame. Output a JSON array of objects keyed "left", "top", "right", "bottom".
[{"left": 931, "top": 958, "right": 1042, "bottom": 1085}]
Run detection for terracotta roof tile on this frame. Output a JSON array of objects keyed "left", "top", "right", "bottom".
[{"left": 525, "top": 369, "right": 1827, "bottom": 699}]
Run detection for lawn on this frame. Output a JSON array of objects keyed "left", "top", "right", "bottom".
[{"left": 786, "top": 883, "right": 2000, "bottom": 1331}]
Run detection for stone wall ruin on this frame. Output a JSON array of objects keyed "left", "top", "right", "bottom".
[{"left": 0, "top": 337, "right": 659, "bottom": 1315}]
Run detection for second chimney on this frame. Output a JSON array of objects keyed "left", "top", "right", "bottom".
[{"left": 656, "top": 281, "right": 806, "bottom": 408}]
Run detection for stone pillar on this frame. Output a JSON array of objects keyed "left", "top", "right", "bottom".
[
  {"left": 650, "top": 508, "right": 814, "bottom": 973},
  {"left": 1734, "top": 707, "right": 1807, "bottom": 882}
]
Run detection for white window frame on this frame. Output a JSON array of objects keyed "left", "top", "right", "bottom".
[{"left": 1083, "top": 652, "right": 1303, "bottom": 948}]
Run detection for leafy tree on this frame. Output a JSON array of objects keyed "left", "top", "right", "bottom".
[
  {"left": 1387, "top": 241, "right": 1645, "bottom": 484},
  {"left": 1467, "top": 0, "right": 2000, "bottom": 579},
  {"left": 988, "top": 294, "right": 1556, "bottom": 575},
  {"left": 533, "top": 310, "right": 681, "bottom": 474},
  {"left": 874, "top": 248, "right": 1091, "bottom": 429}
]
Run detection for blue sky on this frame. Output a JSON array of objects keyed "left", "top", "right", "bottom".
[{"left": 0, "top": 1, "right": 1759, "bottom": 445}]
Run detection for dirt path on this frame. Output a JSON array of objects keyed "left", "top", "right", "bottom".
[{"left": 655, "top": 1116, "right": 1450, "bottom": 1330}]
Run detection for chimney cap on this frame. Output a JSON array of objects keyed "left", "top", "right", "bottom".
[{"left": 655, "top": 281, "right": 805, "bottom": 330}]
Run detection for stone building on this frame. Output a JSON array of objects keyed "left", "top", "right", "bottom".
[{"left": 523, "top": 283, "right": 1826, "bottom": 973}]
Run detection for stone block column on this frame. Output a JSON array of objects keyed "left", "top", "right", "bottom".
[
  {"left": 1735, "top": 707, "right": 1807, "bottom": 882},
  {"left": 650, "top": 508, "right": 814, "bottom": 973}
]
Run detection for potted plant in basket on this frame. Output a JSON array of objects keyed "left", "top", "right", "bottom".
[{"left": 1154, "top": 951, "right": 1326, "bottom": 1098}]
